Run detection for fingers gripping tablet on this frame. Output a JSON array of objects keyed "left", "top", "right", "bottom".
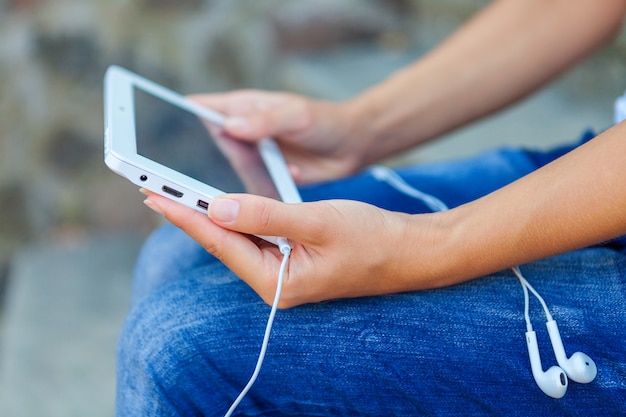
[{"left": 103, "top": 65, "right": 301, "bottom": 245}]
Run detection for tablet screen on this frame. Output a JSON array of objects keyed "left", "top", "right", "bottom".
[{"left": 134, "top": 88, "right": 282, "bottom": 200}]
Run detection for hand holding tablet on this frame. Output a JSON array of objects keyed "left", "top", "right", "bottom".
[{"left": 103, "top": 65, "right": 301, "bottom": 246}]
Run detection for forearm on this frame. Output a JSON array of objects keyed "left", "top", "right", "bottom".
[
  {"left": 345, "top": 0, "right": 625, "bottom": 165},
  {"left": 415, "top": 124, "right": 626, "bottom": 288},
  {"left": 143, "top": 122, "right": 626, "bottom": 305}
]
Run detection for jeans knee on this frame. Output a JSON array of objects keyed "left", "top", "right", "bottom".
[
  {"left": 117, "top": 296, "right": 177, "bottom": 400},
  {"left": 131, "top": 223, "right": 218, "bottom": 304},
  {"left": 116, "top": 277, "right": 250, "bottom": 416}
]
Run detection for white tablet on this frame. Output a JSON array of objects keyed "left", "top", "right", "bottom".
[{"left": 104, "top": 65, "right": 301, "bottom": 243}]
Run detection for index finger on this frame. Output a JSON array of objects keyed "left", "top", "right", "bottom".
[
  {"left": 189, "top": 90, "right": 288, "bottom": 116},
  {"left": 207, "top": 194, "right": 333, "bottom": 246},
  {"left": 143, "top": 191, "right": 289, "bottom": 304}
]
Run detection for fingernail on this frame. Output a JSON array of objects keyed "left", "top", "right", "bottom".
[
  {"left": 139, "top": 188, "right": 149, "bottom": 196},
  {"left": 224, "top": 117, "right": 249, "bottom": 131},
  {"left": 210, "top": 198, "right": 239, "bottom": 223},
  {"left": 143, "top": 199, "right": 164, "bottom": 216}
]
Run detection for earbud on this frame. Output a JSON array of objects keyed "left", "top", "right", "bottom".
[
  {"left": 546, "top": 320, "right": 597, "bottom": 384},
  {"left": 526, "top": 330, "right": 568, "bottom": 398}
]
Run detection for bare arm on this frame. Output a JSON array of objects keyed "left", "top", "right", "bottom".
[
  {"left": 145, "top": 119, "right": 626, "bottom": 306},
  {"left": 142, "top": 0, "right": 626, "bottom": 307},
  {"left": 417, "top": 123, "right": 626, "bottom": 289},
  {"left": 346, "top": 0, "right": 626, "bottom": 166},
  {"left": 201, "top": 0, "right": 625, "bottom": 183}
]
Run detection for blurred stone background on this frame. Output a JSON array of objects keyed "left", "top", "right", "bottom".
[
  {"left": 0, "top": 0, "right": 624, "bottom": 415},
  {"left": 2, "top": 0, "right": 626, "bottom": 293},
  {"left": 0, "top": 0, "right": 430, "bottom": 270}
]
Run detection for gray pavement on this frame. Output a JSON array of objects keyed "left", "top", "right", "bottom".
[{"left": 0, "top": 234, "right": 144, "bottom": 417}]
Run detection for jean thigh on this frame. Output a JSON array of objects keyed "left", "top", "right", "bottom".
[
  {"left": 299, "top": 146, "right": 540, "bottom": 213},
  {"left": 117, "top": 247, "right": 626, "bottom": 417}
]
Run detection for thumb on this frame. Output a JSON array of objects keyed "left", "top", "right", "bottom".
[{"left": 208, "top": 194, "right": 311, "bottom": 241}]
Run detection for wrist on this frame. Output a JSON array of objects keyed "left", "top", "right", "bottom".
[
  {"left": 331, "top": 97, "right": 378, "bottom": 171},
  {"left": 341, "top": 83, "right": 401, "bottom": 167},
  {"left": 392, "top": 205, "right": 496, "bottom": 292},
  {"left": 377, "top": 210, "right": 462, "bottom": 293}
]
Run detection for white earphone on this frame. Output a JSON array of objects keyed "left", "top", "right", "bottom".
[
  {"left": 525, "top": 329, "right": 568, "bottom": 398},
  {"left": 512, "top": 267, "right": 597, "bottom": 398},
  {"left": 372, "top": 166, "right": 597, "bottom": 398},
  {"left": 546, "top": 319, "right": 597, "bottom": 384}
]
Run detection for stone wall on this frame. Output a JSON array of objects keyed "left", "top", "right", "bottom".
[
  {"left": 0, "top": 0, "right": 427, "bottom": 264},
  {"left": 0, "top": 0, "right": 624, "bottom": 268}
]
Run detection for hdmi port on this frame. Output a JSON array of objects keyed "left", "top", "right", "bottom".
[{"left": 162, "top": 185, "right": 183, "bottom": 198}]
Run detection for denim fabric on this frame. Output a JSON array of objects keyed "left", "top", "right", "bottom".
[{"left": 117, "top": 137, "right": 626, "bottom": 416}]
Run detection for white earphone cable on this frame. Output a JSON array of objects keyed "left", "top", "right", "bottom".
[
  {"left": 512, "top": 266, "right": 533, "bottom": 332},
  {"left": 369, "top": 166, "right": 449, "bottom": 212},
  {"left": 511, "top": 266, "right": 554, "bottom": 323},
  {"left": 223, "top": 245, "right": 291, "bottom": 417}
]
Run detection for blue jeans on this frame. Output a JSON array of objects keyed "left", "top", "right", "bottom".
[{"left": 117, "top": 134, "right": 626, "bottom": 416}]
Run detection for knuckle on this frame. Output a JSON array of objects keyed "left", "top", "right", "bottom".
[
  {"left": 200, "top": 238, "right": 226, "bottom": 263},
  {"left": 292, "top": 201, "right": 333, "bottom": 242},
  {"left": 254, "top": 200, "right": 275, "bottom": 233}
]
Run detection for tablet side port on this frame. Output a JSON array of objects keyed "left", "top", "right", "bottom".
[
  {"left": 197, "top": 199, "right": 209, "bottom": 210},
  {"left": 162, "top": 185, "right": 183, "bottom": 198}
]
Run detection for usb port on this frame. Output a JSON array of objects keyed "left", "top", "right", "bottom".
[
  {"left": 197, "top": 199, "right": 209, "bottom": 210},
  {"left": 162, "top": 185, "right": 183, "bottom": 198}
]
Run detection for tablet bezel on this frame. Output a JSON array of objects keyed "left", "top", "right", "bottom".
[{"left": 104, "top": 65, "right": 302, "bottom": 216}]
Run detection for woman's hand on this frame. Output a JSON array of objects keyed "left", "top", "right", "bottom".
[
  {"left": 191, "top": 90, "right": 365, "bottom": 184},
  {"left": 142, "top": 190, "right": 448, "bottom": 308},
  {"left": 142, "top": 123, "right": 626, "bottom": 309}
]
